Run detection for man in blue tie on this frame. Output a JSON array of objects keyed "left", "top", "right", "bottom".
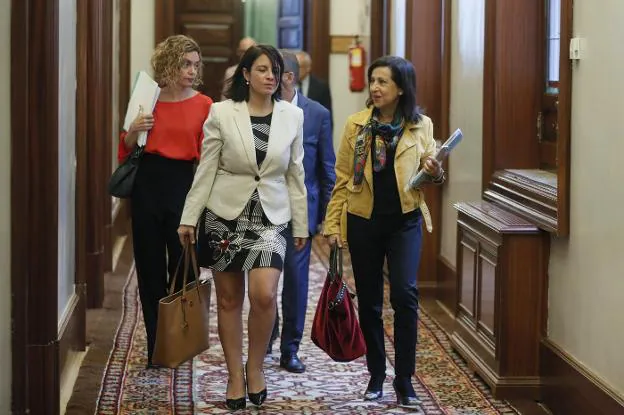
[{"left": 268, "top": 51, "right": 336, "bottom": 373}]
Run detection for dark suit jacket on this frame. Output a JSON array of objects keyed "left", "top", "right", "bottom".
[
  {"left": 296, "top": 93, "right": 336, "bottom": 235},
  {"left": 306, "top": 75, "right": 333, "bottom": 127}
]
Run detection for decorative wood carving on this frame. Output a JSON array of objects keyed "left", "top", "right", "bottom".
[
  {"left": 484, "top": 169, "right": 558, "bottom": 233},
  {"left": 452, "top": 201, "right": 549, "bottom": 399}
]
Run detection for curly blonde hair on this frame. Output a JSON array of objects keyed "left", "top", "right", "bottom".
[{"left": 151, "top": 35, "right": 203, "bottom": 88}]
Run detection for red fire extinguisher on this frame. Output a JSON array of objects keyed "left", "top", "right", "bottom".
[{"left": 348, "top": 35, "right": 366, "bottom": 92}]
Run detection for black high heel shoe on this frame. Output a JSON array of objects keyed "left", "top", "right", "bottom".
[
  {"left": 225, "top": 378, "right": 246, "bottom": 411},
  {"left": 363, "top": 374, "right": 386, "bottom": 401},
  {"left": 225, "top": 396, "right": 246, "bottom": 411},
  {"left": 392, "top": 377, "right": 422, "bottom": 409},
  {"left": 245, "top": 364, "right": 267, "bottom": 406}
]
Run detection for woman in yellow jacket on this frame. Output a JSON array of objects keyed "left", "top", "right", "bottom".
[{"left": 324, "top": 55, "right": 444, "bottom": 408}]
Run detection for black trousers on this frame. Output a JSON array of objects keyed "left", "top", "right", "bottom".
[
  {"left": 131, "top": 153, "right": 195, "bottom": 362},
  {"left": 347, "top": 209, "right": 423, "bottom": 378}
]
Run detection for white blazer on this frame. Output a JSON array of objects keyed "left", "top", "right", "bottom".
[{"left": 180, "top": 99, "right": 309, "bottom": 238}]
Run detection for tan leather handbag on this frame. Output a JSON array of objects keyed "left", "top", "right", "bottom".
[{"left": 152, "top": 244, "right": 211, "bottom": 368}]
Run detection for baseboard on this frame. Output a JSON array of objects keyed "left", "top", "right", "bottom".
[
  {"left": 58, "top": 292, "right": 85, "bottom": 372},
  {"left": 540, "top": 339, "right": 624, "bottom": 415},
  {"left": 111, "top": 199, "right": 131, "bottom": 273},
  {"left": 436, "top": 255, "right": 456, "bottom": 313},
  {"left": 112, "top": 198, "right": 131, "bottom": 241}
]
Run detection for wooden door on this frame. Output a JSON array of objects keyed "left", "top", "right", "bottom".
[{"left": 156, "top": 0, "right": 244, "bottom": 101}]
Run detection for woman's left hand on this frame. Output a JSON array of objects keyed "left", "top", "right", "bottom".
[
  {"left": 294, "top": 237, "right": 307, "bottom": 251},
  {"left": 423, "top": 156, "right": 443, "bottom": 178}
]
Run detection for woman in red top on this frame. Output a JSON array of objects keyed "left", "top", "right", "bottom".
[{"left": 118, "top": 35, "right": 212, "bottom": 368}]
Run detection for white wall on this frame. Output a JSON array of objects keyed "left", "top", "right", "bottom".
[
  {"left": 329, "top": 0, "right": 370, "bottom": 150},
  {"left": 548, "top": 0, "right": 624, "bottom": 396},
  {"left": 440, "top": 0, "right": 485, "bottom": 265},
  {"left": 58, "top": 0, "right": 77, "bottom": 322},
  {"left": 130, "top": 0, "right": 155, "bottom": 80},
  {"left": 390, "top": 0, "right": 406, "bottom": 58},
  {"left": 0, "top": 2, "right": 11, "bottom": 412}
]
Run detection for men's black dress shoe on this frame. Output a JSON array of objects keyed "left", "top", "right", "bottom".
[
  {"left": 363, "top": 375, "right": 386, "bottom": 401},
  {"left": 392, "top": 377, "right": 422, "bottom": 408},
  {"left": 279, "top": 354, "right": 306, "bottom": 373}
]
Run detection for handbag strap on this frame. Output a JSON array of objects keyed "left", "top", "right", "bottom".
[
  {"left": 167, "top": 242, "right": 206, "bottom": 301},
  {"left": 329, "top": 242, "right": 343, "bottom": 282}
]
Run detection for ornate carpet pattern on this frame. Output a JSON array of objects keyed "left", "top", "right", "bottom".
[{"left": 96, "top": 238, "right": 519, "bottom": 414}]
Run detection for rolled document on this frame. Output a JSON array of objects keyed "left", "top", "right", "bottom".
[{"left": 405, "top": 128, "right": 463, "bottom": 190}]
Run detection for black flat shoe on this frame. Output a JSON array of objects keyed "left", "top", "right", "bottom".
[
  {"left": 363, "top": 374, "right": 386, "bottom": 401},
  {"left": 225, "top": 397, "right": 246, "bottom": 411},
  {"left": 392, "top": 377, "right": 422, "bottom": 408},
  {"left": 245, "top": 364, "right": 267, "bottom": 406},
  {"left": 279, "top": 353, "right": 306, "bottom": 373}
]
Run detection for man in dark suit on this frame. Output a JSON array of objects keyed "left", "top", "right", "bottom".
[
  {"left": 268, "top": 51, "right": 336, "bottom": 373},
  {"left": 296, "top": 51, "right": 333, "bottom": 127}
]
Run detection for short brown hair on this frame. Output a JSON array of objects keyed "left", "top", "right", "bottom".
[{"left": 151, "top": 35, "right": 203, "bottom": 88}]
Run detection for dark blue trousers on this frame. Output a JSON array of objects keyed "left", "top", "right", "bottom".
[
  {"left": 278, "top": 227, "right": 313, "bottom": 356},
  {"left": 346, "top": 210, "right": 422, "bottom": 378}
]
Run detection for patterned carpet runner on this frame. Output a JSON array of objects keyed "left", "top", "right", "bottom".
[{"left": 96, "top": 238, "right": 518, "bottom": 414}]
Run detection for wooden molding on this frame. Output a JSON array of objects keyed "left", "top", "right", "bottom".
[
  {"left": 58, "top": 293, "right": 84, "bottom": 374},
  {"left": 436, "top": 254, "right": 457, "bottom": 315},
  {"left": 541, "top": 339, "right": 624, "bottom": 414},
  {"left": 483, "top": 169, "right": 558, "bottom": 234},
  {"left": 330, "top": 35, "right": 354, "bottom": 54},
  {"left": 11, "top": 0, "right": 61, "bottom": 412}
]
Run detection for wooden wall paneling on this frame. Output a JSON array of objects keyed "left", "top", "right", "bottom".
[
  {"left": 11, "top": 0, "right": 61, "bottom": 412},
  {"left": 556, "top": 0, "right": 573, "bottom": 236},
  {"left": 118, "top": 0, "right": 131, "bottom": 131},
  {"left": 304, "top": 0, "right": 330, "bottom": 81},
  {"left": 85, "top": 0, "right": 107, "bottom": 308},
  {"left": 74, "top": 0, "right": 89, "bottom": 359},
  {"left": 370, "top": 0, "right": 390, "bottom": 62},
  {"left": 541, "top": 340, "right": 624, "bottom": 414},
  {"left": 102, "top": 0, "right": 114, "bottom": 272},
  {"left": 155, "top": 0, "right": 176, "bottom": 44},
  {"left": 406, "top": 0, "right": 448, "bottom": 291},
  {"left": 436, "top": 0, "right": 454, "bottom": 311},
  {"left": 482, "top": 0, "right": 542, "bottom": 188}
]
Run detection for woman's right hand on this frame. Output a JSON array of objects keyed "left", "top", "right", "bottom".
[
  {"left": 177, "top": 225, "right": 196, "bottom": 245},
  {"left": 128, "top": 111, "right": 154, "bottom": 134},
  {"left": 326, "top": 234, "right": 343, "bottom": 248}
]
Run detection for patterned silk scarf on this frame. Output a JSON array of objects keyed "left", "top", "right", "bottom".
[{"left": 352, "top": 110, "right": 404, "bottom": 185}]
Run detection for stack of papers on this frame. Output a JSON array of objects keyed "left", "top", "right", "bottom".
[
  {"left": 405, "top": 128, "right": 463, "bottom": 190},
  {"left": 123, "top": 71, "right": 161, "bottom": 146}
]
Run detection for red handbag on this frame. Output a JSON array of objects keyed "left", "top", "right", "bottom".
[{"left": 311, "top": 243, "right": 367, "bottom": 362}]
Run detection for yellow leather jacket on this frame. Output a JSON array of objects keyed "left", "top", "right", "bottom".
[{"left": 323, "top": 108, "right": 437, "bottom": 243}]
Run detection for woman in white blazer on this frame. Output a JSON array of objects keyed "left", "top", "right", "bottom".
[{"left": 177, "top": 44, "right": 308, "bottom": 410}]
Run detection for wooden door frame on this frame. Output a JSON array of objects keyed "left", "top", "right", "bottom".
[
  {"left": 370, "top": 0, "right": 392, "bottom": 61},
  {"left": 303, "top": 0, "right": 330, "bottom": 81},
  {"left": 11, "top": 0, "right": 61, "bottom": 412},
  {"left": 406, "top": 0, "right": 452, "bottom": 298}
]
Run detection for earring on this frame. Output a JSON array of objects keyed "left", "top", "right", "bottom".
[{"left": 245, "top": 80, "right": 249, "bottom": 85}]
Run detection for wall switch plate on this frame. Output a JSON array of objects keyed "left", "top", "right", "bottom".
[{"left": 570, "top": 37, "right": 582, "bottom": 60}]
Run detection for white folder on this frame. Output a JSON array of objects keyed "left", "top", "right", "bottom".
[{"left": 123, "top": 71, "right": 161, "bottom": 146}]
